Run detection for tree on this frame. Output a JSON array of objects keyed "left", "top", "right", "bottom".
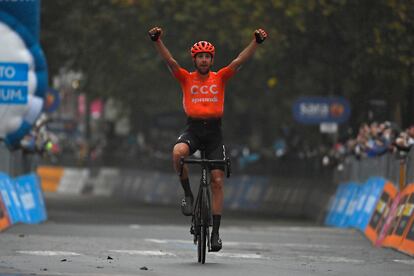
[{"left": 40, "top": 0, "right": 414, "bottom": 148}]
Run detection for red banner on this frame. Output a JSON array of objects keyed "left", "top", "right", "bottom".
[{"left": 0, "top": 196, "right": 11, "bottom": 232}]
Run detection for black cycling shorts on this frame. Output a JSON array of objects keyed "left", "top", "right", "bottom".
[{"left": 175, "top": 117, "right": 226, "bottom": 171}]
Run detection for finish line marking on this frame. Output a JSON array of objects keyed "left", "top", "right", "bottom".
[
  {"left": 145, "top": 238, "right": 264, "bottom": 247},
  {"left": 145, "top": 238, "right": 193, "bottom": 244},
  {"left": 109, "top": 250, "right": 176, "bottom": 257},
  {"left": 144, "top": 238, "right": 330, "bottom": 249},
  {"left": 299, "top": 255, "right": 364, "bottom": 264},
  {"left": 144, "top": 239, "right": 267, "bottom": 259},
  {"left": 17, "top": 251, "right": 81, "bottom": 256},
  {"left": 209, "top": 252, "right": 265, "bottom": 259},
  {"left": 393, "top": 259, "right": 414, "bottom": 265}
]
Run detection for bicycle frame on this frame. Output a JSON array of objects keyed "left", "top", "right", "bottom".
[{"left": 179, "top": 151, "right": 231, "bottom": 264}]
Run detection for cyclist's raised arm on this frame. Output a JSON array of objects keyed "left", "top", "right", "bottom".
[
  {"left": 227, "top": 29, "right": 268, "bottom": 71},
  {"left": 148, "top": 27, "right": 181, "bottom": 73}
]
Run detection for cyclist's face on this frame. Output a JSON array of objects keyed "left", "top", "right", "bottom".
[{"left": 194, "top": 53, "right": 213, "bottom": 74}]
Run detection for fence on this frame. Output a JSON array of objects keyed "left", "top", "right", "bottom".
[
  {"left": 0, "top": 144, "right": 39, "bottom": 177},
  {"left": 334, "top": 149, "right": 414, "bottom": 189},
  {"left": 1, "top": 142, "right": 336, "bottom": 221}
]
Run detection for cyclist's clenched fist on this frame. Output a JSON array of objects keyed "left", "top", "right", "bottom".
[
  {"left": 254, "top": 28, "right": 268, "bottom": 44},
  {"left": 148, "top": 26, "right": 162, "bottom": 41}
]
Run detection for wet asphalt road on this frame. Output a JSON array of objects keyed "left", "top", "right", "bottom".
[{"left": 0, "top": 193, "right": 413, "bottom": 276}]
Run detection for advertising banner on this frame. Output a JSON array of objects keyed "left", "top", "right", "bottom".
[
  {"left": 364, "top": 182, "right": 398, "bottom": 244},
  {"left": 14, "top": 174, "right": 47, "bottom": 223},
  {"left": 398, "top": 209, "right": 414, "bottom": 256},
  {"left": 36, "top": 166, "right": 64, "bottom": 192},
  {"left": 397, "top": 184, "right": 414, "bottom": 256},
  {"left": 325, "top": 183, "right": 355, "bottom": 227},
  {"left": 382, "top": 184, "right": 414, "bottom": 249},
  {"left": 0, "top": 172, "right": 25, "bottom": 224},
  {"left": 224, "top": 176, "right": 268, "bottom": 210},
  {"left": 43, "top": 88, "right": 60, "bottom": 113},
  {"left": 292, "top": 96, "right": 351, "bottom": 125},
  {"left": 375, "top": 192, "right": 402, "bottom": 247},
  {"left": 355, "top": 177, "right": 386, "bottom": 232},
  {"left": 0, "top": 192, "right": 11, "bottom": 231},
  {"left": 341, "top": 183, "right": 360, "bottom": 227},
  {"left": 324, "top": 177, "right": 386, "bottom": 231},
  {"left": 349, "top": 181, "right": 372, "bottom": 230},
  {"left": 0, "top": 0, "right": 48, "bottom": 147}
]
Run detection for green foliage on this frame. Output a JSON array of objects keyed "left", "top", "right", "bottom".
[{"left": 40, "top": 0, "right": 414, "bottom": 145}]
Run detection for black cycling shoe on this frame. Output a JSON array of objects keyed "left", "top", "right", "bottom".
[
  {"left": 210, "top": 233, "right": 222, "bottom": 252},
  {"left": 181, "top": 196, "right": 193, "bottom": 216}
]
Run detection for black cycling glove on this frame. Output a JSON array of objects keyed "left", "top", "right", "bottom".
[{"left": 254, "top": 29, "right": 267, "bottom": 44}]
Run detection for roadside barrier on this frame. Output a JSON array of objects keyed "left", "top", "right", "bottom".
[
  {"left": 325, "top": 180, "right": 414, "bottom": 256},
  {"left": 399, "top": 190, "right": 414, "bottom": 255},
  {"left": 39, "top": 167, "right": 272, "bottom": 210},
  {"left": 381, "top": 184, "right": 414, "bottom": 252},
  {"left": 0, "top": 195, "right": 11, "bottom": 231},
  {"left": 325, "top": 177, "right": 385, "bottom": 230},
  {"left": 36, "top": 166, "right": 328, "bottom": 219},
  {"left": 0, "top": 172, "right": 47, "bottom": 232},
  {"left": 37, "top": 166, "right": 64, "bottom": 192},
  {"left": 365, "top": 181, "right": 398, "bottom": 244},
  {"left": 325, "top": 148, "right": 414, "bottom": 256}
]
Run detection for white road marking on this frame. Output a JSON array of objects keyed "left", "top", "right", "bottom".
[
  {"left": 128, "top": 224, "right": 141, "bottom": 229},
  {"left": 299, "top": 255, "right": 364, "bottom": 264},
  {"left": 221, "top": 241, "right": 263, "bottom": 247},
  {"left": 17, "top": 251, "right": 81, "bottom": 256},
  {"left": 145, "top": 238, "right": 265, "bottom": 247},
  {"left": 144, "top": 239, "right": 267, "bottom": 259},
  {"left": 279, "top": 243, "right": 331, "bottom": 249},
  {"left": 109, "top": 250, "right": 176, "bottom": 256},
  {"left": 393, "top": 259, "right": 414, "bottom": 265},
  {"left": 210, "top": 252, "right": 265, "bottom": 259},
  {"left": 145, "top": 238, "right": 192, "bottom": 244},
  {"left": 223, "top": 226, "right": 350, "bottom": 234},
  {"left": 144, "top": 238, "right": 330, "bottom": 249}
]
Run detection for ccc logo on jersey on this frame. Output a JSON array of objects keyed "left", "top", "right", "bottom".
[{"left": 190, "top": 85, "right": 219, "bottom": 95}]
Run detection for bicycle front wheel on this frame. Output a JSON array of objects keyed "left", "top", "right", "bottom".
[
  {"left": 197, "top": 224, "right": 207, "bottom": 263},
  {"left": 197, "top": 188, "right": 209, "bottom": 264}
]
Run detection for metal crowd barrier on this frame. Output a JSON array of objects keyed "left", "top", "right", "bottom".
[{"left": 334, "top": 148, "right": 414, "bottom": 189}]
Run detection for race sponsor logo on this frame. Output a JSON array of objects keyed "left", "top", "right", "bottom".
[
  {"left": 190, "top": 85, "right": 218, "bottom": 95},
  {"left": 192, "top": 97, "right": 218, "bottom": 104},
  {"left": 190, "top": 85, "right": 219, "bottom": 104}
]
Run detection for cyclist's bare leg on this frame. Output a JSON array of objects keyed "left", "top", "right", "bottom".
[
  {"left": 210, "top": 169, "right": 224, "bottom": 214},
  {"left": 210, "top": 169, "right": 224, "bottom": 250},
  {"left": 173, "top": 143, "right": 194, "bottom": 216},
  {"left": 173, "top": 143, "right": 190, "bottom": 179}
]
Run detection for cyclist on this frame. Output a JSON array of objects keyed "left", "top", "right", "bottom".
[{"left": 149, "top": 26, "right": 267, "bottom": 252}]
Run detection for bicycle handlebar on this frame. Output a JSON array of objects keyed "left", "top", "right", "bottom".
[{"left": 179, "top": 156, "right": 232, "bottom": 178}]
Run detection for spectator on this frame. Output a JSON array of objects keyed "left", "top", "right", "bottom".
[{"left": 395, "top": 125, "right": 414, "bottom": 151}]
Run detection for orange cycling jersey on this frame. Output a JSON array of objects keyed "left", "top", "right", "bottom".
[{"left": 173, "top": 66, "right": 236, "bottom": 119}]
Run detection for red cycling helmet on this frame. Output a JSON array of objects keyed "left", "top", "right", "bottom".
[{"left": 190, "top": 41, "right": 215, "bottom": 58}]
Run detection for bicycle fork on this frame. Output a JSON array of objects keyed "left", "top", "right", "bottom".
[
  {"left": 201, "top": 166, "right": 212, "bottom": 251},
  {"left": 191, "top": 166, "right": 212, "bottom": 248}
]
